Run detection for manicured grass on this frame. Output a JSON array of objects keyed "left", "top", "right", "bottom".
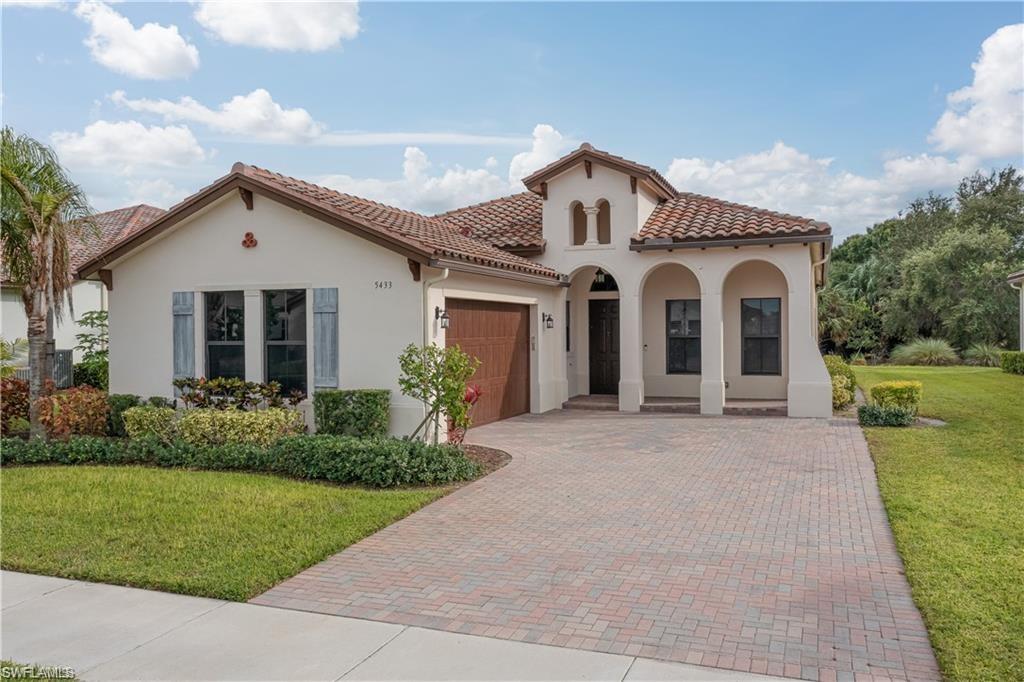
[
  {"left": 855, "top": 366, "right": 1023, "bottom": 682},
  {"left": 0, "top": 466, "right": 444, "bottom": 601}
]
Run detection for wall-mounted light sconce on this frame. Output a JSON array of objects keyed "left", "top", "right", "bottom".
[
  {"left": 594, "top": 268, "right": 606, "bottom": 284},
  {"left": 542, "top": 312, "right": 555, "bottom": 329},
  {"left": 435, "top": 306, "right": 450, "bottom": 329}
]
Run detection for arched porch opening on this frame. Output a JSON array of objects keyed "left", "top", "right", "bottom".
[
  {"left": 640, "top": 263, "right": 702, "bottom": 403},
  {"left": 721, "top": 259, "right": 789, "bottom": 401},
  {"left": 565, "top": 265, "right": 620, "bottom": 400}
]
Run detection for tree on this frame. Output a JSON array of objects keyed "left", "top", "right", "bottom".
[
  {"left": 397, "top": 343, "right": 480, "bottom": 444},
  {"left": 1, "top": 127, "right": 94, "bottom": 437}
]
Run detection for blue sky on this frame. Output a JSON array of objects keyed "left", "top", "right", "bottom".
[{"left": 2, "top": 1, "right": 1022, "bottom": 239}]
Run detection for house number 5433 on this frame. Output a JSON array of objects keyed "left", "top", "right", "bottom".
[{"left": 374, "top": 280, "right": 393, "bottom": 289}]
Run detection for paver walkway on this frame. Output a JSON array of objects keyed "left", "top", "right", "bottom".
[{"left": 254, "top": 412, "right": 940, "bottom": 682}]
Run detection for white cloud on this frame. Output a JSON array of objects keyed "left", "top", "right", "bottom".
[
  {"left": 111, "top": 89, "right": 324, "bottom": 143},
  {"left": 51, "top": 120, "right": 207, "bottom": 174},
  {"left": 194, "top": 1, "right": 359, "bottom": 52},
  {"left": 123, "top": 178, "right": 188, "bottom": 209},
  {"left": 930, "top": 23, "right": 1023, "bottom": 158},
  {"left": 2, "top": 1, "right": 66, "bottom": 8},
  {"left": 74, "top": 0, "right": 199, "bottom": 79},
  {"left": 665, "top": 142, "right": 982, "bottom": 236},
  {"left": 507, "top": 124, "right": 566, "bottom": 184}
]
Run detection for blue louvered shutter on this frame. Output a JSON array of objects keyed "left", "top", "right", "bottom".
[
  {"left": 172, "top": 292, "right": 195, "bottom": 381},
  {"left": 313, "top": 288, "right": 339, "bottom": 389}
]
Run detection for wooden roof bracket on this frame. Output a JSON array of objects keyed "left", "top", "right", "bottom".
[
  {"left": 239, "top": 187, "right": 253, "bottom": 210},
  {"left": 584, "top": 160, "right": 593, "bottom": 178}
]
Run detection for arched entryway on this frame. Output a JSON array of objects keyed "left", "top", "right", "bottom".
[
  {"left": 721, "top": 260, "right": 789, "bottom": 400},
  {"left": 639, "top": 263, "right": 703, "bottom": 401},
  {"left": 566, "top": 266, "right": 621, "bottom": 398}
]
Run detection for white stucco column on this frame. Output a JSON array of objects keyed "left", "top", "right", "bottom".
[
  {"left": 555, "top": 286, "right": 570, "bottom": 404},
  {"left": 700, "top": 289, "right": 725, "bottom": 415},
  {"left": 618, "top": 291, "right": 644, "bottom": 412},
  {"left": 243, "top": 289, "right": 263, "bottom": 383},
  {"left": 786, "top": 281, "right": 832, "bottom": 418},
  {"left": 583, "top": 206, "right": 600, "bottom": 245}
]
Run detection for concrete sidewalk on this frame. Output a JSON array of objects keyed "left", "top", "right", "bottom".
[{"left": 2, "top": 571, "right": 791, "bottom": 681}]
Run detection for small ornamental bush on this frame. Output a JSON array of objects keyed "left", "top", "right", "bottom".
[
  {"left": 890, "top": 338, "right": 959, "bottom": 366},
  {"left": 147, "top": 396, "right": 175, "bottom": 409},
  {"left": 964, "top": 343, "right": 1004, "bottom": 367},
  {"left": 313, "top": 389, "right": 390, "bottom": 437},
  {"left": 831, "top": 374, "right": 854, "bottom": 410},
  {"left": 1000, "top": 351, "right": 1024, "bottom": 375},
  {"left": 178, "top": 407, "right": 304, "bottom": 448},
  {"left": 857, "top": 404, "right": 916, "bottom": 427},
  {"left": 1, "top": 377, "right": 30, "bottom": 436},
  {"left": 73, "top": 358, "right": 108, "bottom": 390},
  {"left": 108, "top": 393, "right": 142, "bottom": 437},
  {"left": 122, "top": 406, "right": 178, "bottom": 442},
  {"left": 36, "top": 385, "right": 109, "bottom": 439},
  {"left": 823, "top": 354, "right": 857, "bottom": 400},
  {"left": 870, "top": 380, "right": 924, "bottom": 413}
]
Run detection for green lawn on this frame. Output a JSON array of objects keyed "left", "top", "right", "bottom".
[
  {"left": 0, "top": 466, "right": 444, "bottom": 601},
  {"left": 855, "top": 366, "right": 1023, "bottom": 682}
]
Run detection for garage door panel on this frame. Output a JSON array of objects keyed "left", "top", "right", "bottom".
[{"left": 446, "top": 299, "right": 530, "bottom": 427}]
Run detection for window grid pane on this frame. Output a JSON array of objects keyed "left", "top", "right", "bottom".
[
  {"left": 264, "top": 290, "right": 308, "bottom": 395},
  {"left": 666, "top": 299, "right": 701, "bottom": 374},
  {"left": 205, "top": 291, "right": 244, "bottom": 380},
  {"left": 741, "top": 298, "right": 781, "bottom": 375}
]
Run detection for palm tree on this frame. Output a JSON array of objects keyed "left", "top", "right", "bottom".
[{"left": 1, "top": 127, "right": 93, "bottom": 436}]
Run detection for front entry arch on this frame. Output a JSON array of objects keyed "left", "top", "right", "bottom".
[
  {"left": 588, "top": 298, "right": 619, "bottom": 394},
  {"left": 566, "top": 266, "right": 621, "bottom": 397}
]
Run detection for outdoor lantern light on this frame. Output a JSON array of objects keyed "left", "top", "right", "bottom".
[
  {"left": 435, "top": 306, "right": 450, "bottom": 329},
  {"left": 594, "top": 268, "right": 606, "bottom": 284},
  {"left": 542, "top": 313, "right": 555, "bottom": 329}
]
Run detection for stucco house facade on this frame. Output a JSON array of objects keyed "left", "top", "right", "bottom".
[{"left": 77, "top": 144, "right": 834, "bottom": 435}]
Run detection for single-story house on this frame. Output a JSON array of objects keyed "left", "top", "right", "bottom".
[
  {"left": 76, "top": 144, "right": 834, "bottom": 435},
  {"left": 2, "top": 204, "right": 164, "bottom": 362},
  {"left": 1009, "top": 269, "right": 1024, "bottom": 350}
]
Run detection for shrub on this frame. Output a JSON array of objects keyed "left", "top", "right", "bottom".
[
  {"left": 1000, "top": 350, "right": 1024, "bottom": 375},
  {"left": 313, "top": 389, "right": 390, "bottom": 437},
  {"left": 870, "top": 380, "right": 924, "bottom": 413},
  {"left": 857, "top": 404, "right": 916, "bottom": 427},
  {"left": 147, "top": 396, "right": 175, "bottom": 408},
  {"left": 36, "top": 386, "right": 109, "bottom": 438},
  {"left": 849, "top": 352, "right": 868, "bottom": 366},
  {"left": 1, "top": 377, "right": 30, "bottom": 436},
  {"left": 398, "top": 344, "right": 480, "bottom": 442},
  {"left": 123, "top": 406, "right": 178, "bottom": 442},
  {"left": 5, "top": 416, "right": 30, "bottom": 438},
  {"left": 178, "top": 408, "right": 304, "bottom": 448},
  {"left": 831, "top": 375, "right": 854, "bottom": 410},
  {"left": 73, "top": 358, "right": 108, "bottom": 390},
  {"left": 173, "top": 376, "right": 298, "bottom": 410},
  {"left": 108, "top": 393, "right": 142, "bottom": 437},
  {"left": 964, "top": 343, "right": 1004, "bottom": 367},
  {"left": 890, "top": 338, "right": 959, "bottom": 366},
  {"left": 823, "top": 354, "right": 858, "bottom": 392}
]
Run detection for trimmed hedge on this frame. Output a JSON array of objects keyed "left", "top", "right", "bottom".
[
  {"left": 108, "top": 394, "right": 142, "bottom": 438},
  {"left": 122, "top": 406, "right": 177, "bottom": 442},
  {"left": 178, "top": 408, "right": 305, "bottom": 448},
  {"left": 870, "top": 380, "right": 923, "bottom": 413},
  {"left": 1001, "top": 351, "right": 1024, "bottom": 375},
  {"left": 857, "top": 404, "right": 916, "bottom": 427},
  {"left": 0, "top": 433, "right": 479, "bottom": 488},
  {"left": 831, "top": 375, "right": 854, "bottom": 410},
  {"left": 314, "top": 389, "right": 390, "bottom": 437},
  {"left": 823, "top": 354, "right": 857, "bottom": 409},
  {"left": 73, "top": 358, "right": 108, "bottom": 390}
]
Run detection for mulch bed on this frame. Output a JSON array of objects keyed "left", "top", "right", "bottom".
[{"left": 462, "top": 443, "right": 512, "bottom": 476}]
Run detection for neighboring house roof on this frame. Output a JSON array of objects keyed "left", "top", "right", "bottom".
[
  {"left": 1008, "top": 269, "right": 1024, "bottom": 284},
  {"left": 522, "top": 142, "right": 678, "bottom": 201},
  {"left": 77, "top": 163, "right": 562, "bottom": 284},
  {"left": 437, "top": 192, "right": 544, "bottom": 253},
  {"left": 2, "top": 204, "right": 165, "bottom": 285},
  {"left": 633, "top": 192, "right": 831, "bottom": 247}
]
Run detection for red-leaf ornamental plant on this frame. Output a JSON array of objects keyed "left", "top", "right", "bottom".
[{"left": 448, "top": 383, "right": 484, "bottom": 445}]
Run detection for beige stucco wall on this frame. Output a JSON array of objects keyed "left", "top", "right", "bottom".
[
  {"left": 1, "top": 281, "right": 105, "bottom": 362},
  {"left": 641, "top": 264, "right": 701, "bottom": 398}
]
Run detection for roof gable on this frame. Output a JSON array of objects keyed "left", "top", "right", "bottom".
[{"left": 521, "top": 143, "right": 677, "bottom": 200}]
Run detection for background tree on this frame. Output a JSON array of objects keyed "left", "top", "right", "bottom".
[{"left": 1, "top": 127, "right": 93, "bottom": 436}]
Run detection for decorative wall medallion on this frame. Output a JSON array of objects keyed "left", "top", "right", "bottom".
[{"left": 241, "top": 232, "right": 258, "bottom": 248}]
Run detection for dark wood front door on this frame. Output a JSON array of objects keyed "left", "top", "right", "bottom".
[
  {"left": 445, "top": 299, "right": 530, "bottom": 427},
  {"left": 589, "top": 299, "right": 619, "bottom": 395}
]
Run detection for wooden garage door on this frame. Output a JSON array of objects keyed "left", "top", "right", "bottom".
[{"left": 445, "top": 299, "right": 530, "bottom": 427}]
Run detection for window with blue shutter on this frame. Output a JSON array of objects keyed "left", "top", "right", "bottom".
[
  {"left": 313, "top": 288, "right": 339, "bottom": 389},
  {"left": 172, "top": 291, "right": 195, "bottom": 380}
]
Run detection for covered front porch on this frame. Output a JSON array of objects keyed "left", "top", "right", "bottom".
[{"left": 563, "top": 394, "right": 789, "bottom": 417}]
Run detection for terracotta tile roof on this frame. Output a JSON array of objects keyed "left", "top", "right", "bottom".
[
  {"left": 436, "top": 192, "right": 544, "bottom": 250},
  {"left": 636, "top": 192, "right": 831, "bottom": 244},
  {"left": 522, "top": 143, "right": 677, "bottom": 200},
  {"left": 2, "top": 204, "right": 165, "bottom": 284},
  {"left": 239, "top": 165, "right": 560, "bottom": 280}
]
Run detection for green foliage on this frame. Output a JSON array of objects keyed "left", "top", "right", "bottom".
[
  {"left": 147, "top": 396, "right": 174, "bottom": 408},
  {"left": 1, "top": 377, "right": 29, "bottom": 436},
  {"left": 0, "top": 337, "right": 28, "bottom": 377},
  {"left": 1000, "top": 350, "right": 1024, "bottom": 375},
  {"left": 72, "top": 358, "right": 108, "bottom": 390},
  {"left": 74, "top": 310, "right": 108, "bottom": 362},
  {"left": 830, "top": 375, "right": 853, "bottom": 410},
  {"left": 178, "top": 408, "right": 304, "bottom": 448},
  {"left": 823, "top": 353, "right": 858, "bottom": 389},
  {"left": 107, "top": 393, "right": 141, "bottom": 437},
  {"left": 398, "top": 343, "right": 480, "bottom": 442},
  {"left": 963, "top": 342, "right": 1004, "bottom": 367},
  {"left": 857, "top": 404, "right": 916, "bottom": 427},
  {"left": 313, "top": 389, "right": 390, "bottom": 437},
  {"left": 890, "top": 338, "right": 959, "bottom": 366},
  {"left": 122, "top": 406, "right": 177, "bottom": 442},
  {"left": 849, "top": 352, "right": 868, "bottom": 366},
  {"left": 173, "top": 376, "right": 300, "bottom": 410},
  {"left": 822, "top": 167, "right": 1024, "bottom": 354},
  {"left": 869, "top": 380, "right": 923, "bottom": 413},
  {"left": 34, "top": 386, "right": 108, "bottom": 439},
  {"left": 0, "top": 433, "right": 479, "bottom": 489}
]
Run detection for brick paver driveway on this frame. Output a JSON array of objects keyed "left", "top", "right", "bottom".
[{"left": 253, "top": 412, "right": 938, "bottom": 681}]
